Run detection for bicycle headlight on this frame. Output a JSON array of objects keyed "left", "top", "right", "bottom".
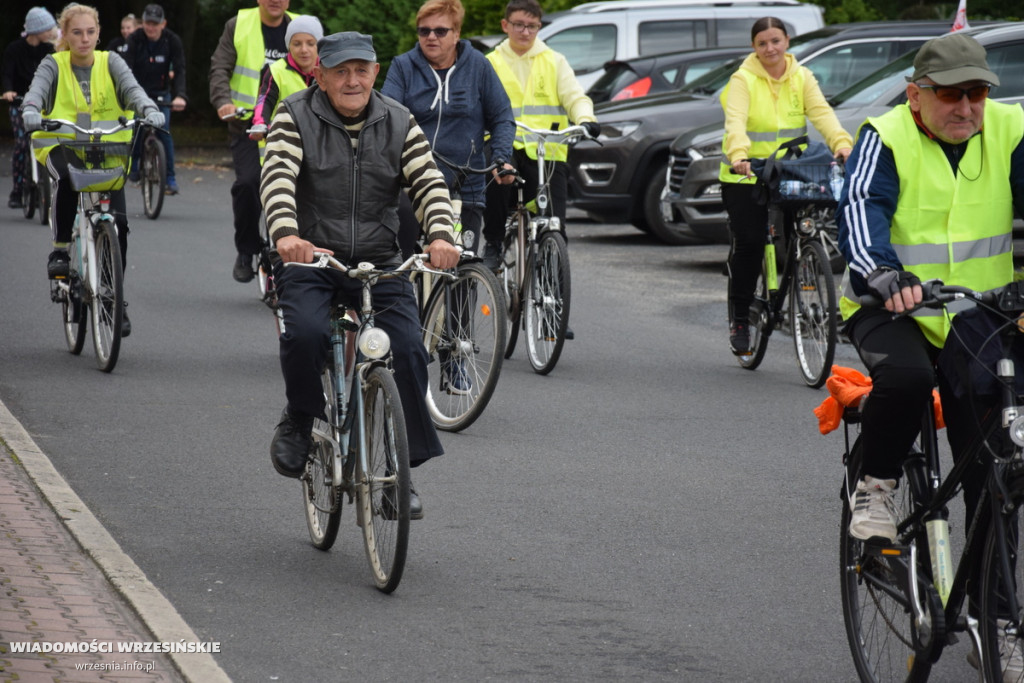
[
  {"left": 358, "top": 328, "right": 390, "bottom": 359},
  {"left": 1016, "top": 313, "right": 1024, "bottom": 335},
  {"left": 1011, "top": 414, "right": 1024, "bottom": 448},
  {"left": 798, "top": 217, "right": 816, "bottom": 236}
]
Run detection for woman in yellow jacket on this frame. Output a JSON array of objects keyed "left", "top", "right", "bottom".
[{"left": 720, "top": 16, "right": 852, "bottom": 355}]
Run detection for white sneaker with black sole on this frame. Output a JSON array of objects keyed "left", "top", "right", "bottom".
[{"left": 849, "top": 475, "right": 898, "bottom": 542}]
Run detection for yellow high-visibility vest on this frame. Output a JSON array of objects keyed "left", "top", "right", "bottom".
[
  {"left": 257, "top": 58, "right": 310, "bottom": 164},
  {"left": 488, "top": 49, "right": 570, "bottom": 161},
  {"left": 229, "top": 8, "right": 296, "bottom": 120}
]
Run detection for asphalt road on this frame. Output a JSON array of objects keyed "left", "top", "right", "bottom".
[{"left": 0, "top": 163, "right": 982, "bottom": 681}]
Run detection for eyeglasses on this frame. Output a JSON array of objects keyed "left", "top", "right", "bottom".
[
  {"left": 508, "top": 21, "right": 542, "bottom": 34},
  {"left": 417, "top": 26, "right": 452, "bottom": 38},
  {"left": 916, "top": 83, "right": 991, "bottom": 104}
]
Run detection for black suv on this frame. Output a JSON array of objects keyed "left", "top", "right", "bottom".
[
  {"left": 666, "top": 21, "right": 1024, "bottom": 244},
  {"left": 587, "top": 46, "right": 749, "bottom": 103},
  {"left": 568, "top": 21, "right": 960, "bottom": 245}
]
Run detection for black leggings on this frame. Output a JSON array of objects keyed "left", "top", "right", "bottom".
[
  {"left": 46, "top": 149, "right": 129, "bottom": 270},
  {"left": 722, "top": 182, "right": 766, "bottom": 323}
]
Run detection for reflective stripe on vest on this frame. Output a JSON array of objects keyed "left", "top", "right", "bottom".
[
  {"left": 718, "top": 66, "right": 808, "bottom": 185},
  {"left": 229, "top": 9, "right": 296, "bottom": 118},
  {"left": 487, "top": 49, "right": 569, "bottom": 161},
  {"left": 31, "top": 52, "right": 131, "bottom": 165},
  {"left": 257, "top": 58, "right": 309, "bottom": 164},
  {"left": 839, "top": 101, "right": 1023, "bottom": 345}
]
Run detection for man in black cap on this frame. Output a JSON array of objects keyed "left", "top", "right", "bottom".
[
  {"left": 837, "top": 31, "right": 1024, "bottom": 674},
  {"left": 123, "top": 4, "right": 187, "bottom": 194},
  {"left": 260, "top": 32, "right": 460, "bottom": 518}
]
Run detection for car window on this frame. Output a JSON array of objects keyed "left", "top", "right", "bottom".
[
  {"left": 806, "top": 42, "right": 906, "bottom": 99},
  {"left": 831, "top": 52, "right": 915, "bottom": 108},
  {"left": 545, "top": 24, "right": 617, "bottom": 74},
  {"left": 986, "top": 42, "right": 1024, "bottom": 100},
  {"left": 668, "top": 56, "right": 740, "bottom": 88},
  {"left": 638, "top": 21, "right": 708, "bottom": 54}
]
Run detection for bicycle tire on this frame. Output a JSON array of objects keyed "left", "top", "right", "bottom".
[
  {"left": 422, "top": 262, "right": 506, "bottom": 432},
  {"left": 840, "top": 440, "right": 939, "bottom": 682},
  {"left": 304, "top": 365, "right": 343, "bottom": 550},
  {"left": 737, "top": 268, "right": 771, "bottom": 370},
  {"left": 62, "top": 239, "right": 87, "bottom": 355},
  {"left": 358, "top": 366, "right": 410, "bottom": 593},
  {"left": 790, "top": 238, "right": 837, "bottom": 388},
  {"left": 978, "top": 460, "right": 1024, "bottom": 683},
  {"left": 501, "top": 214, "right": 524, "bottom": 359},
  {"left": 525, "top": 230, "right": 570, "bottom": 375},
  {"left": 39, "top": 176, "right": 51, "bottom": 226},
  {"left": 141, "top": 134, "right": 166, "bottom": 220},
  {"left": 22, "top": 182, "right": 36, "bottom": 220},
  {"left": 90, "top": 220, "right": 123, "bottom": 372}
]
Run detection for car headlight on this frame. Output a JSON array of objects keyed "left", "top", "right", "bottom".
[
  {"left": 596, "top": 121, "right": 641, "bottom": 141},
  {"left": 687, "top": 140, "right": 723, "bottom": 161}
]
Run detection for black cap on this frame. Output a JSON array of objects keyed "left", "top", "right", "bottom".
[{"left": 142, "top": 4, "right": 164, "bottom": 23}]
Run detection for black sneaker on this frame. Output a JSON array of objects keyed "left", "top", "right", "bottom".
[
  {"left": 382, "top": 484, "right": 424, "bottom": 520},
  {"left": 269, "top": 409, "right": 313, "bottom": 478},
  {"left": 482, "top": 241, "right": 502, "bottom": 271},
  {"left": 729, "top": 322, "right": 751, "bottom": 356},
  {"left": 233, "top": 253, "right": 255, "bottom": 283},
  {"left": 8, "top": 193, "right": 23, "bottom": 209},
  {"left": 47, "top": 250, "right": 70, "bottom": 279}
]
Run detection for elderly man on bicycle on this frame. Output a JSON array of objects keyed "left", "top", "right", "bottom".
[
  {"left": 260, "top": 31, "right": 459, "bottom": 519},
  {"left": 838, "top": 34, "right": 1024, "bottom": 669}
]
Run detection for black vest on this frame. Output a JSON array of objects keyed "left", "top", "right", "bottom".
[{"left": 283, "top": 88, "right": 411, "bottom": 266}]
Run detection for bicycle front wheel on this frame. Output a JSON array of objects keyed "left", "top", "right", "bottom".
[
  {"left": 358, "top": 366, "right": 410, "bottom": 593},
  {"left": 524, "top": 231, "right": 570, "bottom": 375},
  {"left": 90, "top": 220, "right": 123, "bottom": 372},
  {"left": 62, "top": 239, "right": 87, "bottom": 355},
  {"left": 141, "top": 134, "right": 166, "bottom": 220},
  {"left": 422, "top": 262, "right": 506, "bottom": 432},
  {"left": 304, "top": 366, "right": 343, "bottom": 550},
  {"left": 979, "top": 480, "right": 1024, "bottom": 683},
  {"left": 840, "top": 442, "right": 938, "bottom": 682},
  {"left": 790, "top": 239, "right": 837, "bottom": 388}
]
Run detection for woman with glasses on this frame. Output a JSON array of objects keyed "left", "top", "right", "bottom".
[{"left": 382, "top": 0, "right": 516, "bottom": 260}]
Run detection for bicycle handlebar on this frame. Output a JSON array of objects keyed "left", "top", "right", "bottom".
[
  {"left": 514, "top": 120, "right": 593, "bottom": 142},
  {"left": 859, "top": 280, "right": 1024, "bottom": 314},
  {"left": 40, "top": 117, "right": 138, "bottom": 137},
  {"left": 284, "top": 251, "right": 457, "bottom": 280},
  {"left": 220, "top": 107, "right": 252, "bottom": 121}
]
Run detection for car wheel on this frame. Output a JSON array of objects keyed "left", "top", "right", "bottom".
[{"left": 642, "top": 162, "right": 706, "bottom": 245}]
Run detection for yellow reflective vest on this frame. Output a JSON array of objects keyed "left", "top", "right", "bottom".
[
  {"left": 840, "top": 101, "right": 1023, "bottom": 346},
  {"left": 31, "top": 51, "right": 132, "bottom": 165},
  {"left": 487, "top": 49, "right": 570, "bottom": 161},
  {"left": 718, "top": 64, "right": 809, "bottom": 184},
  {"left": 230, "top": 8, "right": 296, "bottom": 119},
  {"left": 257, "top": 58, "right": 310, "bottom": 164}
]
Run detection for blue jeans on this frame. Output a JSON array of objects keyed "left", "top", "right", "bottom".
[{"left": 131, "top": 104, "right": 176, "bottom": 182}]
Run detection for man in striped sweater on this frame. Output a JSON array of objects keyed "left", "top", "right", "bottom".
[{"left": 260, "top": 31, "right": 459, "bottom": 518}]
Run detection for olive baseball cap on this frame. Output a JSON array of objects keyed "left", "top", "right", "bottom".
[
  {"left": 318, "top": 32, "right": 376, "bottom": 68},
  {"left": 907, "top": 33, "right": 1000, "bottom": 86}
]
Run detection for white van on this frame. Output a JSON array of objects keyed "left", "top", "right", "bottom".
[{"left": 538, "top": 0, "right": 826, "bottom": 88}]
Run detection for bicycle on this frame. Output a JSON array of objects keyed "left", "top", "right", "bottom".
[
  {"left": 136, "top": 115, "right": 166, "bottom": 220},
  {"left": 12, "top": 96, "right": 50, "bottom": 225},
  {"left": 734, "top": 138, "right": 841, "bottom": 388},
  {"left": 837, "top": 280, "right": 1024, "bottom": 682},
  {"left": 498, "top": 121, "right": 590, "bottom": 375},
  {"left": 41, "top": 116, "right": 137, "bottom": 372},
  {"left": 417, "top": 153, "right": 507, "bottom": 432},
  {"left": 287, "top": 251, "right": 440, "bottom": 593}
]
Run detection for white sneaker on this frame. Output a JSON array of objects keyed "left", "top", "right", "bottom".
[
  {"left": 849, "top": 476, "right": 898, "bottom": 541},
  {"left": 967, "top": 619, "right": 1024, "bottom": 682}
]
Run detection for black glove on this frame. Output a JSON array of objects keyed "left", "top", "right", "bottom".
[
  {"left": 582, "top": 121, "right": 601, "bottom": 138},
  {"left": 865, "top": 267, "right": 921, "bottom": 300}
]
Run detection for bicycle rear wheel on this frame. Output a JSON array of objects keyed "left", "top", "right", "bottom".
[
  {"left": 422, "top": 262, "right": 506, "bottom": 432},
  {"left": 524, "top": 231, "right": 570, "bottom": 375},
  {"left": 358, "top": 366, "right": 410, "bottom": 593},
  {"left": 737, "top": 268, "right": 771, "bottom": 370},
  {"left": 90, "top": 220, "right": 123, "bottom": 372},
  {"left": 840, "top": 441, "right": 938, "bottom": 682},
  {"left": 61, "top": 239, "right": 87, "bottom": 355},
  {"left": 22, "top": 182, "right": 36, "bottom": 220},
  {"left": 304, "top": 366, "right": 343, "bottom": 550},
  {"left": 141, "top": 134, "right": 166, "bottom": 220},
  {"left": 501, "top": 211, "right": 525, "bottom": 359},
  {"left": 790, "top": 238, "right": 837, "bottom": 388}
]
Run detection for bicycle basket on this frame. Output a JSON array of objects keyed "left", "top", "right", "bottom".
[
  {"left": 751, "top": 138, "right": 842, "bottom": 207},
  {"left": 58, "top": 141, "right": 131, "bottom": 192}
]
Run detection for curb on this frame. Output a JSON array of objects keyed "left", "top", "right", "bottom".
[{"left": 0, "top": 399, "right": 232, "bottom": 683}]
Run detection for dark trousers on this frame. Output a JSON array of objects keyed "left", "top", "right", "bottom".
[
  {"left": 131, "top": 104, "right": 177, "bottom": 182},
  {"left": 46, "top": 149, "right": 129, "bottom": 270},
  {"left": 9, "top": 106, "right": 27, "bottom": 196},
  {"left": 483, "top": 148, "right": 569, "bottom": 245},
  {"left": 229, "top": 132, "right": 262, "bottom": 257},
  {"left": 722, "top": 182, "right": 768, "bottom": 323},
  {"left": 398, "top": 191, "right": 483, "bottom": 258},
  {"left": 275, "top": 263, "right": 444, "bottom": 466}
]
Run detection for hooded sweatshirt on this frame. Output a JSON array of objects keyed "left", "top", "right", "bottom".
[{"left": 382, "top": 40, "right": 515, "bottom": 206}]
